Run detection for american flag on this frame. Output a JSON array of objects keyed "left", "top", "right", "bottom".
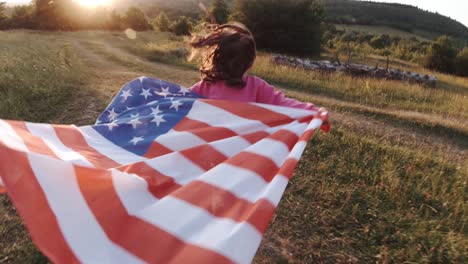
[{"left": 0, "top": 77, "right": 328, "bottom": 264}]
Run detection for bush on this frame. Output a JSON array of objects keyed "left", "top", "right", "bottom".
[
  {"left": 423, "top": 36, "right": 458, "bottom": 74},
  {"left": 171, "top": 16, "right": 191, "bottom": 36},
  {"left": 9, "top": 5, "right": 36, "bottom": 29},
  {"left": 454, "top": 47, "right": 468, "bottom": 76},
  {"left": 154, "top": 12, "right": 170, "bottom": 32},
  {"left": 124, "top": 7, "right": 152, "bottom": 31},
  {"left": 370, "top": 34, "right": 391, "bottom": 49},
  {"left": 230, "top": 0, "right": 324, "bottom": 56},
  {"left": 208, "top": 0, "right": 229, "bottom": 24}
]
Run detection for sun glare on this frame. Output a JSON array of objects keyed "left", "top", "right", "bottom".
[{"left": 75, "top": 0, "right": 112, "bottom": 8}]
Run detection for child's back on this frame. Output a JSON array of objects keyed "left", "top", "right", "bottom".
[{"left": 189, "top": 23, "right": 322, "bottom": 112}]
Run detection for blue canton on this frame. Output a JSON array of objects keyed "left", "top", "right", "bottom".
[{"left": 93, "top": 77, "right": 201, "bottom": 156}]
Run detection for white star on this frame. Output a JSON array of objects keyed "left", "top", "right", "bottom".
[
  {"left": 120, "top": 90, "right": 132, "bottom": 101},
  {"left": 140, "top": 88, "right": 152, "bottom": 100},
  {"left": 155, "top": 87, "right": 171, "bottom": 98},
  {"left": 127, "top": 114, "right": 142, "bottom": 129},
  {"left": 150, "top": 106, "right": 163, "bottom": 116},
  {"left": 170, "top": 100, "right": 183, "bottom": 111},
  {"left": 106, "top": 120, "right": 119, "bottom": 131},
  {"left": 129, "top": 136, "right": 144, "bottom": 146},
  {"left": 138, "top": 76, "right": 146, "bottom": 83},
  {"left": 126, "top": 106, "right": 135, "bottom": 111},
  {"left": 151, "top": 115, "right": 166, "bottom": 127},
  {"left": 107, "top": 108, "right": 119, "bottom": 121},
  {"left": 178, "top": 86, "right": 190, "bottom": 96}
]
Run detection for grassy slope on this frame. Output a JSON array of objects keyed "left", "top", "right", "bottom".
[{"left": 0, "top": 31, "right": 467, "bottom": 263}]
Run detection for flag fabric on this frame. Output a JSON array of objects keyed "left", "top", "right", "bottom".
[{"left": 0, "top": 77, "right": 328, "bottom": 264}]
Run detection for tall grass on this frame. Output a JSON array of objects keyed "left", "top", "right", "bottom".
[
  {"left": 255, "top": 127, "right": 467, "bottom": 263},
  {"left": 0, "top": 31, "right": 85, "bottom": 122}
]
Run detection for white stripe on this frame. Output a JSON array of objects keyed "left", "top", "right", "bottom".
[
  {"left": 208, "top": 136, "right": 250, "bottom": 158},
  {"left": 252, "top": 102, "right": 318, "bottom": 119},
  {"left": 290, "top": 141, "right": 308, "bottom": 160},
  {"left": 26, "top": 123, "right": 92, "bottom": 167},
  {"left": 112, "top": 169, "right": 261, "bottom": 264},
  {"left": 155, "top": 130, "right": 206, "bottom": 151},
  {"left": 245, "top": 138, "right": 290, "bottom": 167},
  {"left": 307, "top": 118, "right": 323, "bottom": 131},
  {"left": 145, "top": 152, "right": 205, "bottom": 185},
  {"left": 28, "top": 154, "right": 143, "bottom": 263},
  {"left": 79, "top": 126, "right": 146, "bottom": 165},
  {"left": 188, "top": 101, "right": 269, "bottom": 134},
  {"left": 0, "top": 120, "right": 28, "bottom": 152},
  {"left": 260, "top": 174, "right": 290, "bottom": 206},
  {"left": 0, "top": 177, "right": 4, "bottom": 188}
]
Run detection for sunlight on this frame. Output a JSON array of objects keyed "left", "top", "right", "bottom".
[{"left": 75, "top": 0, "right": 113, "bottom": 8}]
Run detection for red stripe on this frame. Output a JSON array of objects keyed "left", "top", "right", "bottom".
[
  {"left": 203, "top": 99, "right": 295, "bottom": 127},
  {"left": 227, "top": 152, "right": 278, "bottom": 182},
  {"left": 7, "top": 121, "right": 58, "bottom": 158},
  {"left": 171, "top": 181, "right": 276, "bottom": 233},
  {"left": 174, "top": 118, "right": 238, "bottom": 142},
  {"left": 54, "top": 125, "right": 119, "bottom": 169},
  {"left": 181, "top": 144, "right": 227, "bottom": 171},
  {"left": 269, "top": 130, "right": 299, "bottom": 151},
  {"left": 242, "top": 131, "right": 270, "bottom": 144},
  {"left": 0, "top": 143, "right": 80, "bottom": 263},
  {"left": 74, "top": 166, "right": 233, "bottom": 263},
  {"left": 278, "top": 158, "right": 300, "bottom": 180},
  {"left": 119, "top": 162, "right": 181, "bottom": 199},
  {"left": 144, "top": 141, "right": 172, "bottom": 159}
]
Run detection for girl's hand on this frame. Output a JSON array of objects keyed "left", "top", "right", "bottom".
[{"left": 318, "top": 107, "right": 331, "bottom": 133}]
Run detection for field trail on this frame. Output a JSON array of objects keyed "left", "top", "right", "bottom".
[{"left": 59, "top": 36, "right": 466, "bottom": 161}]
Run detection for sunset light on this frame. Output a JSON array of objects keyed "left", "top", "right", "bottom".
[{"left": 75, "top": 0, "right": 113, "bottom": 8}]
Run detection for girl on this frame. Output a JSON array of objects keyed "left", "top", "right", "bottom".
[{"left": 189, "top": 23, "right": 327, "bottom": 115}]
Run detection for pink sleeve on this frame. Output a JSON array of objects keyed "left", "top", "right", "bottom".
[
  {"left": 256, "top": 78, "right": 318, "bottom": 110},
  {"left": 190, "top": 82, "right": 202, "bottom": 95}
]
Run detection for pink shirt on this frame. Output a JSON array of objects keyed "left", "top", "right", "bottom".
[{"left": 190, "top": 76, "right": 317, "bottom": 110}]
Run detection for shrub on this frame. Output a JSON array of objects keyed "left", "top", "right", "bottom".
[
  {"left": 171, "top": 16, "right": 191, "bottom": 36},
  {"left": 454, "top": 47, "right": 468, "bottom": 77},
  {"left": 154, "top": 12, "right": 170, "bottom": 32},
  {"left": 423, "top": 36, "right": 457, "bottom": 74},
  {"left": 124, "top": 7, "right": 152, "bottom": 31}
]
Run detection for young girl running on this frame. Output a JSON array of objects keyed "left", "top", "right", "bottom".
[{"left": 189, "top": 23, "right": 326, "bottom": 114}]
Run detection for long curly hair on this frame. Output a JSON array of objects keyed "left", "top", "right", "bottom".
[{"left": 190, "top": 23, "right": 256, "bottom": 88}]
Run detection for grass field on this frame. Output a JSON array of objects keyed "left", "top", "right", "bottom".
[{"left": 0, "top": 30, "right": 466, "bottom": 263}]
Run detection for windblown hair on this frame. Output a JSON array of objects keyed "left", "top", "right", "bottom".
[{"left": 190, "top": 23, "right": 256, "bottom": 88}]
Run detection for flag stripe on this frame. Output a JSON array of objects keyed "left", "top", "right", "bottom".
[
  {"left": 174, "top": 117, "right": 238, "bottom": 142},
  {"left": 25, "top": 123, "right": 93, "bottom": 167},
  {"left": 54, "top": 125, "right": 119, "bottom": 168},
  {"left": 203, "top": 100, "right": 295, "bottom": 127},
  {"left": 170, "top": 181, "right": 276, "bottom": 233},
  {"left": 227, "top": 152, "right": 279, "bottom": 182},
  {"left": 7, "top": 121, "right": 59, "bottom": 158},
  {"left": 75, "top": 166, "right": 234, "bottom": 264},
  {"left": 0, "top": 144, "right": 80, "bottom": 264},
  {"left": 0, "top": 119, "right": 28, "bottom": 152},
  {"left": 112, "top": 168, "right": 262, "bottom": 264}
]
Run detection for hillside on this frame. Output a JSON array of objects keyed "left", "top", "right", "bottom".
[{"left": 323, "top": 0, "right": 468, "bottom": 42}]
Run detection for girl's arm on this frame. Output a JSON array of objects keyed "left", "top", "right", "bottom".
[{"left": 255, "top": 78, "right": 319, "bottom": 111}]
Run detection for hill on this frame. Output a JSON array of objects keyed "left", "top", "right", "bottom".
[{"left": 323, "top": 0, "right": 468, "bottom": 42}]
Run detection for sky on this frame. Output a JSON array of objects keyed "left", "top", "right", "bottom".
[{"left": 3, "top": 0, "right": 468, "bottom": 27}]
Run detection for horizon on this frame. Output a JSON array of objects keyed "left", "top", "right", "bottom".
[{"left": 3, "top": 0, "right": 468, "bottom": 28}]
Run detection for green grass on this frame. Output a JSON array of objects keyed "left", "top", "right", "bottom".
[
  {"left": 334, "top": 24, "right": 437, "bottom": 42},
  {"left": 0, "top": 30, "right": 467, "bottom": 263},
  {"left": 0, "top": 31, "right": 86, "bottom": 122}
]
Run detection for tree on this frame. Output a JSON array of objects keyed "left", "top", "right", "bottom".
[
  {"left": 370, "top": 34, "right": 391, "bottom": 49},
  {"left": 0, "top": 2, "right": 8, "bottom": 29},
  {"left": 454, "top": 47, "right": 468, "bottom": 76},
  {"left": 10, "top": 5, "right": 35, "bottom": 29},
  {"left": 208, "top": 0, "right": 229, "bottom": 24},
  {"left": 171, "top": 16, "right": 191, "bottom": 36},
  {"left": 382, "top": 49, "right": 391, "bottom": 70},
  {"left": 230, "top": 0, "right": 324, "bottom": 56},
  {"left": 423, "top": 36, "right": 458, "bottom": 74},
  {"left": 124, "top": 7, "right": 151, "bottom": 31},
  {"left": 109, "top": 10, "right": 124, "bottom": 30},
  {"left": 154, "top": 11, "right": 170, "bottom": 32}
]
